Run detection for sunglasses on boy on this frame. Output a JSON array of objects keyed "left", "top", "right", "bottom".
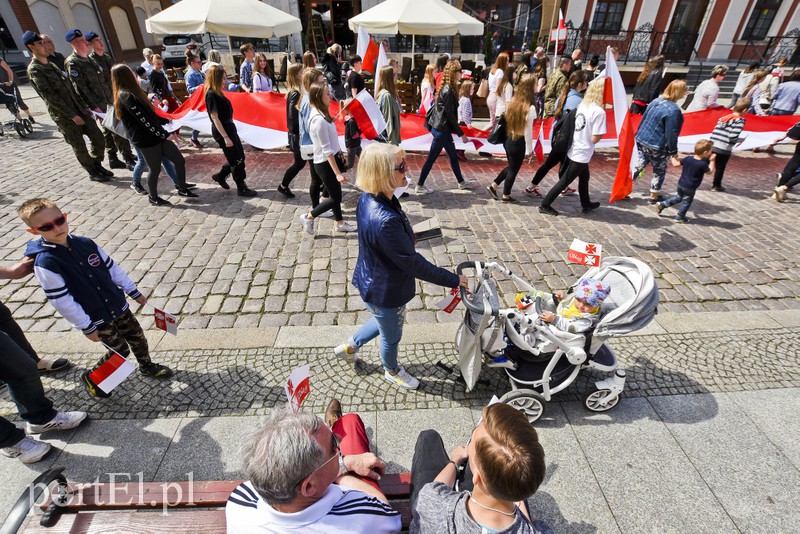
[{"left": 34, "top": 214, "right": 68, "bottom": 232}]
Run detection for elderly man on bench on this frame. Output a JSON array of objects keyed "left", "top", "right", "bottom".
[{"left": 226, "top": 400, "right": 401, "bottom": 533}]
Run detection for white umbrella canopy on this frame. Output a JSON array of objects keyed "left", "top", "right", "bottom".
[
  {"left": 145, "top": 0, "right": 302, "bottom": 38},
  {"left": 348, "top": 0, "right": 483, "bottom": 36}
]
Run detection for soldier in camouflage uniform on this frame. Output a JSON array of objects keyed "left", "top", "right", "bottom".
[
  {"left": 22, "top": 31, "right": 110, "bottom": 182},
  {"left": 65, "top": 29, "right": 134, "bottom": 170},
  {"left": 543, "top": 56, "right": 573, "bottom": 118},
  {"left": 86, "top": 31, "right": 113, "bottom": 86}
]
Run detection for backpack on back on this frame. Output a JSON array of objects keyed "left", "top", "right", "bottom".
[{"left": 550, "top": 108, "right": 576, "bottom": 153}]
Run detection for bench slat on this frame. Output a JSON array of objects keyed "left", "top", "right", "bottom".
[{"left": 22, "top": 509, "right": 227, "bottom": 533}]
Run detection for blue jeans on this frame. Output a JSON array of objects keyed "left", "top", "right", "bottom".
[
  {"left": 349, "top": 302, "right": 406, "bottom": 372},
  {"left": 417, "top": 128, "right": 464, "bottom": 186},
  {"left": 0, "top": 331, "right": 57, "bottom": 448},
  {"left": 661, "top": 185, "right": 696, "bottom": 220},
  {"left": 131, "top": 145, "right": 179, "bottom": 187}
]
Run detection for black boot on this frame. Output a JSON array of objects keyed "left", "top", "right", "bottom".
[
  {"left": 212, "top": 169, "right": 230, "bottom": 190},
  {"left": 87, "top": 165, "right": 109, "bottom": 182},
  {"left": 95, "top": 163, "right": 114, "bottom": 177},
  {"left": 235, "top": 179, "right": 257, "bottom": 197},
  {"left": 108, "top": 154, "right": 127, "bottom": 169}
]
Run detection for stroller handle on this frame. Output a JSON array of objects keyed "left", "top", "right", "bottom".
[{"left": 456, "top": 261, "right": 491, "bottom": 314}]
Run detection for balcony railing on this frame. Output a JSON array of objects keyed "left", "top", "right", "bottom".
[{"left": 736, "top": 29, "right": 800, "bottom": 68}]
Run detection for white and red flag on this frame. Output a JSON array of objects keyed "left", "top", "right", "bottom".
[
  {"left": 89, "top": 349, "right": 135, "bottom": 394},
  {"left": 348, "top": 89, "right": 387, "bottom": 140},
  {"left": 153, "top": 306, "right": 178, "bottom": 336},
  {"left": 357, "top": 26, "right": 380, "bottom": 76},
  {"left": 605, "top": 46, "right": 639, "bottom": 203},
  {"left": 550, "top": 10, "right": 566, "bottom": 42},
  {"left": 373, "top": 43, "right": 389, "bottom": 97},
  {"left": 285, "top": 364, "right": 311, "bottom": 413},
  {"left": 567, "top": 239, "right": 602, "bottom": 267},
  {"left": 532, "top": 121, "right": 545, "bottom": 164}
]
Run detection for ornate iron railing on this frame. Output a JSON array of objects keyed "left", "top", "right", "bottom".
[
  {"left": 539, "top": 22, "right": 700, "bottom": 65},
  {"left": 736, "top": 29, "right": 800, "bottom": 67}
]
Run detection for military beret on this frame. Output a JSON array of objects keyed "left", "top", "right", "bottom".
[
  {"left": 85, "top": 31, "right": 99, "bottom": 42},
  {"left": 22, "top": 31, "right": 42, "bottom": 47},
  {"left": 65, "top": 28, "right": 83, "bottom": 42}
]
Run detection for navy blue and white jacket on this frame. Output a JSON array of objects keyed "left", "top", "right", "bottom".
[
  {"left": 25, "top": 235, "right": 141, "bottom": 334},
  {"left": 226, "top": 481, "right": 401, "bottom": 533}
]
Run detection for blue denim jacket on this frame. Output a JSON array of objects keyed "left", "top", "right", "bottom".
[
  {"left": 634, "top": 97, "right": 683, "bottom": 155},
  {"left": 184, "top": 68, "right": 204, "bottom": 94},
  {"left": 353, "top": 193, "right": 459, "bottom": 308}
]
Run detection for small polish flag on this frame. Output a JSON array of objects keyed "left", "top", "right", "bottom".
[
  {"left": 89, "top": 351, "right": 135, "bottom": 394},
  {"left": 348, "top": 89, "right": 387, "bottom": 140},
  {"left": 533, "top": 121, "right": 544, "bottom": 164},
  {"left": 373, "top": 44, "right": 389, "bottom": 97},
  {"left": 357, "top": 27, "right": 380, "bottom": 76},
  {"left": 567, "top": 239, "right": 602, "bottom": 267},
  {"left": 550, "top": 10, "right": 566, "bottom": 42},
  {"left": 285, "top": 364, "right": 310, "bottom": 413},
  {"left": 153, "top": 307, "right": 178, "bottom": 336},
  {"left": 436, "top": 287, "right": 468, "bottom": 313}
]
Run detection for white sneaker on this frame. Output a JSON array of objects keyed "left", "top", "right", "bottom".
[
  {"left": 318, "top": 211, "right": 334, "bottom": 218},
  {"left": 333, "top": 343, "right": 359, "bottom": 364},
  {"left": 336, "top": 222, "right": 356, "bottom": 233},
  {"left": 299, "top": 213, "right": 315, "bottom": 235},
  {"left": 458, "top": 179, "right": 476, "bottom": 190},
  {"left": 26, "top": 411, "right": 88, "bottom": 434},
  {"left": 384, "top": 366, "right": 420, "bottom": 390},
  {"left": 776, "top": 185, "right": 788, "bottom": 202},
  {"left": 415, "top": 184, "right": 434, "bottom": 195},
  {"left": 1, "top": 436, "right": 52, "bottom": 464}
]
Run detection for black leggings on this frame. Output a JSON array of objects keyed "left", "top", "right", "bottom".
[
  {"left": 138, "top": 140, "right": 186, "bottom": 198},
  {"left": 410, "top": 430, "right": 474, "bottom": 509},
  {"left": 780, "top": 142, "right": 800, "bottom": 189},
  {"left": 531, "top": 149, "right": 567, "bottom": 185},
  {"left": 1, "top": 83, "right": 28, "bottom": 111},
  {"left": 712, "top": 151, "right": 731, "bottom": 188},
  {"left": 0, "top": 301, "right": 38, "bottom": 363},
  {"left": 494, "top": 136, "right": 526, "bottom": 196},
  {"left": 541, "top": 158, "right": 592, "bottom": 208},
  {"left": 311, "top": 161, "right": 343, "bottom": 221},
  {"left": 282, "top": 146, "right": 306, "bottom": 188}
]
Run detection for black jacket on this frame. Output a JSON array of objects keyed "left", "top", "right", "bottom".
[
  {"left": 286, "top": 89, "right": 301, "bottom": 150},
  {"left": 149, "top": 69, "right": 172, "bottom": 99},
  {"left": 429, "top": 84, "right": 463, "bottom": 136},
  {"left": 117, "top": 91, "right": 168, "bottom": 148},
  {"left": 321, "top": 53, "right": 342, "bottom": 84},
  {"left": 632, "top": 70, "right": 663, "bottom": 104}
]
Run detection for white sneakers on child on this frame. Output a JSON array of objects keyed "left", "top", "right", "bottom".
[{"left": 384, "top": 366, "right": 420, "bottom": 390}]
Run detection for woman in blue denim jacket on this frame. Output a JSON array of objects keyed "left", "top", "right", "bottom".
[
  {"left": 334, "top": 144, "right": 468, "bottom": 390},
  {"left": 633, "top": 79, "right": 686, "bottom": 203}
]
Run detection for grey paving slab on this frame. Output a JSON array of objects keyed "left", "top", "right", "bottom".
[
  {"left": 650, "top": 392, "right": 800, "bottom": 533},
  {"left": 56, "top": 418, "right": 183, "bottom": 483},
  {"left": 654, "top": 310, "right": 782, "bottom": 333},
  {"left": 374, "top": 407, "right": 474, "bottom": 473},
  {"left": 728, "top": 388, "right": 800, "bottom": 470},
  {"left": 152, "top": 327, "right": 279, "bottom": 351},
  {"left": 562, "top": 398, "right": 738, "bottom": 533},
  {"left": 528, "top": 404, "right": 621, "bottom": 534}
]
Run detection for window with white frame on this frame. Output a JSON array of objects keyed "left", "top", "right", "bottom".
[
  {"left": 590, "top": 0, "right": 627, "bottom": 35},
  {"left": 742, "top": 0, "right": 781, "bottom": 40}
]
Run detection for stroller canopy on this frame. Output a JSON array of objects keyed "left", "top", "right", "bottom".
[{"left": 577, "top": 257, "right": 659, "bottom": 337}]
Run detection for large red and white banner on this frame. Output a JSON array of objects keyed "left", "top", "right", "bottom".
[{"left": 158, "top": 88, "right": 799, "bottom": 155}]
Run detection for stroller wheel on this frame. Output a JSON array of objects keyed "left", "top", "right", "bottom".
[
  {"left": 500, "top": 389, "right": 545, "bottom": 424},
  {"left": 22, "top": 118, "right": 33, "bottom": 134},
  {"left": 583, "top": 388, "right": 620, "bottom": 412},
  {"left": 14, "top": 120, "right": 27, "bottom": 138}
]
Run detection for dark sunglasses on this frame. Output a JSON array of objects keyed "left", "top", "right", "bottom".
[
  {"left": 34, "top": 214, "right": 67, "bottom": 232},
  {"left": 395, "top": 159, "right": 406, "bottom": 173}
]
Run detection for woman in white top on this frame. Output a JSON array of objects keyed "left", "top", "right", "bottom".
[
  {"left": 743, "top": 70, "right": 768, "bottom": 116},
  {"left": 252, "top": 52, "right": 273, "bottom": 93},
  {"left": 298, "top": 82, "right": 354, "bottom": 234},
  {"left": 731, "top": 62, "right": 759, "bottom": 106},
  {"left": 494, "top": 65, "right": 515, "bottom": 117},
  {"left": 539, "top": 77, "right": 606, "bottom": 216},
  {"left": 759, "top": 72, "right": 780, "bottom": 111},
  {"left": 486, "top": 52, "right": 509, "bottom": 130},
  {"left": 418, "top": 64, "right": 436, "bottom": 114},
  {"left": 486, "top": 76, "right": 537, "bottom": 202},
  {"left": 686, "top": 65, "right": 728, "bottom": 112}
]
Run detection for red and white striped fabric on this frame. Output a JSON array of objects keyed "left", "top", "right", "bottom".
[
  {"left": 89, "top": 352, "right": 135, "bottom": 394},
  {"left": 357, "top": 27, "right": 380, "bottom": 76},
  {"left": 349, "top": 90, "right": 387, "bottom": 140}
]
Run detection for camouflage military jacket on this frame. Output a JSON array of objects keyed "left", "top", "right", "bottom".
[
  {"left": 89, "top": 51, "right": 115, "bottom": 87},
  {"left": 543, "top": 70, "right": 567, "bottom": 117},
  {"left": 27, "top": 58, "right": 86, "bottom": 122},
  {"left": 65, "top": 53, "right": 112, "bottom": 110}
]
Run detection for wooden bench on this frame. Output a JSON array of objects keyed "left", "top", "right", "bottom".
[{"left": 7, "top": 468, "right": 413, "bottom": 533}]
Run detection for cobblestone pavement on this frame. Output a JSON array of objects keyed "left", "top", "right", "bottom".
[
  {"left": 3, "top": 327, "right": 798, "bottom": 420},
  {"left": 2, "top": 85, "right": 799, "bottom": 336}
]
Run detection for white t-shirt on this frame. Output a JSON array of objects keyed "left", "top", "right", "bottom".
[
  {"left": 226, "top": 481, "right": 401, "bottom": 533},
  {"left": 308, "top": 107, "right": 342, "bottom": 164},
  {"left": 488, "top": 69, "right": 504, "bottom": 95},
  {"left": 567, "top": 101, "right": 606, "bottom": 164}
]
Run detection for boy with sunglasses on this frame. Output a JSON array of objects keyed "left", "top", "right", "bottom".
[{"left": 18, "top": 198, "right": 173, "bottom": 398}]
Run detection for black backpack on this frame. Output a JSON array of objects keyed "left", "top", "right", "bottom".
[{"left": 550, "top": 108, "right": 577, "bottom": 153}]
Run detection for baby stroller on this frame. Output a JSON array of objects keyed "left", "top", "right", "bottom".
[
  {"left": 0, "top": 86, "right": 33, "bottom": 138},
  {"left": 454, "top": 257, "right": 659, "bottom": 423}
]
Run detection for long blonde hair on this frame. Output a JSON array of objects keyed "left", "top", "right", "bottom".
[
  {"left": 423, "top": 64, "right": 436, "bottom": 88},
  {"left": 308, "top": 82, "right": 331, "bottom": 121},
  {"left": 582, "top": 77, "right": 606, "bottom": 107},
  {"left": 286, "top": 63, "right": 302, "bottom": 94},
  {"left": 662, "top": 79, "right": 687, "bottom": 102},
  {"left": 441, "top": 60, "right": 462, "bottom": 91},
  {"left": 204, "top": 65, "right": 226, "bottom": 93},
  {"left": 376, "top": 66, "right": 397, "bottom": 98},
  {"left": 505, "top": 77, "right": 536, "bottom": 139}
]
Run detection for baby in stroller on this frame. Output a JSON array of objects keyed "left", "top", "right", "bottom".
[{"left": 487, "top": 278, "right": 611, "bottom": 368}]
